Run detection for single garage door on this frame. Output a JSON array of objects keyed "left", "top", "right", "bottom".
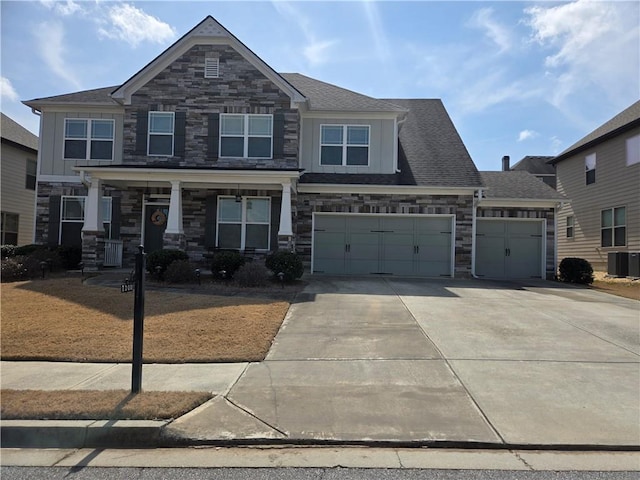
[
  {"left": 475, "top": 219, "right": 543, "bottom": 279},
  {"left": 313, "top": 214, "right": 453, "bottom": 276}
]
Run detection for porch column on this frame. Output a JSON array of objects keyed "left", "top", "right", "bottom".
[
  {"left": 278, "top": 182, "right": 293, "bottom": 237},
  {"left": 82, "top": 177, "right": 105, "bottom": 270},
  {"left": 165, "top": 180, "right": 184, "bottom": 235}
]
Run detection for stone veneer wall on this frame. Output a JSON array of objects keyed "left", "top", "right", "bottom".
[
  {"left": 296, "top": 193, "right": 475, "bottom": 277},
  {"left": 477, "top": 207, "right": 556, "bottom": 279},
  {"left": 122, "top": 44, "right": 299, "bottom": 169},
  {"left": 34, "top": 182, "right": 88, "bottom": 245}
]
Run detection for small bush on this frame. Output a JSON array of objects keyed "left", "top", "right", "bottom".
[
  {"left": 1, "top": 255, "right": 42, "bottom": 282},
  {"left": 1, "top": 245, "right": 16, "bottom": 258},
  {"left": 26, "top": 247, "right": 63, "bottom": 272},
  {"left": 14, "top": 244, "right": 47, "bottom": 257},
  {"left": 265, "top": 250, "right": 304, "bottom": 283},
  {"left": 146, "top": 249, "right": 189, "bottom": 276},
  {"left": 210, "top": 250, "right": 245, "bottom": 279},
  {"left": 164, "top": 259, "right": 195, "bottom": 283},
  {"left": 234, "top": 262, "right": 270, "bottom": 287},
  {"left": 56, "top": 245, "right": 82, "bottom": 270},
  {"left": 559, "top": 257, "right": 594, "bottom": 284}
]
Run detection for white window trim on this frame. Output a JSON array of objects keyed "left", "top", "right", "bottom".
[
  {"left": 219, "top": 114, "right": 273, "bottom": 159},
  {"left": 319, "top": 124, "right": 370, "bottom": 167},
  {"left": 626, "top": 134, "right": 640, "bottom": 166},
  {"left": 204, "top": 58, "right": 219, "bottom": 78},
  {"left": 600, "top": 206, "right": 626, "bottom": 248},
  {"left": 60, "top": 196, "right": 113, "bottom": 243},
  {"left": 63, "top": 118, "right": 115, "bottom": 161},
  {"left": 147, "top": 111, "right": 175, "bottom": 157},
  {"left": 566, "top": 215, "right": 574, "bottom": 239},
  {"left": 585, "top": 152, "right": 596, "bottom": 185},
  {"left": 216, "top": 195, "right": 271, "bottom": 251}
]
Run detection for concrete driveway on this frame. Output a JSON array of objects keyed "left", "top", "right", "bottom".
[{"left": 169, "top": 277, "right": 640, "bottom": 446}]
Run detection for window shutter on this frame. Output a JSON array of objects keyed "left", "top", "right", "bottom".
[
  {"left": 207, "top": 113, "right": 220, "bottom": 160},
  {"left": 270, "top": 195, "right": 281, "bottom": 252},
  {"left": 111, "top": 197, "right": 121, "bottom": 240},
  {"left": 174, "top": 111, "right": 186, "bottom": 157},
  {"left": 204, "top": 195, "right": 218, "bottom": 248},
  {"left": 48, "top": 195, "right": 61, "bottom": 246},
  {"left": 135, "top": 109, "right": 148, "bottom": 155},
  {"left": 273, "top": 111, "right": 285, "bottom": 158}
]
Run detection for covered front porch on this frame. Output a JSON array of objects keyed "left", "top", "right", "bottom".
[{"left": 73, "top": 166, "right": 301, "bottom": 269}]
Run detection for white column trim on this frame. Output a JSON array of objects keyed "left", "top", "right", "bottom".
[
  {"left": 278, "top": 182, "right": 293, "bottom": 236},
  {"left": 165, "top": 180, "right": 184, "bottom": 235},
  {"left": 82, "top": 178, "right": 103, "bottom": 232}
]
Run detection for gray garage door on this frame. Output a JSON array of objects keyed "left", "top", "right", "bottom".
[
  {"left": 313, "top": 215, "right": 452, "bottom": 276},
  {"left": 475, "top": 219, "right": 543, "bottom": 279}
]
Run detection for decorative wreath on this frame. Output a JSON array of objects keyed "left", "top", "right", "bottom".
[{"left": 150, "top": 209, "right": 167, "bottom": 226}]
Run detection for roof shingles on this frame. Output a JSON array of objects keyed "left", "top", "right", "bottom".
[{"left": 480, "top": 171, "right": 564, "bottom": 200}]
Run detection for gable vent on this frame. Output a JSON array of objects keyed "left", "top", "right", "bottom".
[{"left": 204, "top": 58, "right": 219, "bottom": 78}]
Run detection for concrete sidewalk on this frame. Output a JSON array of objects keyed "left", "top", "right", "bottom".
[{"left": 2, "top": 276, "right": 639, "bottom": 450}]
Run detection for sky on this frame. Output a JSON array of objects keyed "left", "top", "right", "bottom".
[{"left": 1, "top": 0, "right": 638, "bottom": 172}]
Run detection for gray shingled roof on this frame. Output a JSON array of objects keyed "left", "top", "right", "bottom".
[
  {"left": 511, "top": 156, "right": 555, "bottom": 175},
  {"left": 480, "top": 171, "right": 564, "bottom": 200},
  {"left": 385, "top": 99, "right": 483, "bottom": 188},
  {"left": 281, "top": 73, "right": 406, "bottom": 113},
  {"left": 552, "top": 100, "right": 640, "bottom": 164},
  {"left": 23, "top": 86, "right": 120, "bottom": 108},
  {"left": 1, "top": 113, "right": 38, "bottom": 151}
]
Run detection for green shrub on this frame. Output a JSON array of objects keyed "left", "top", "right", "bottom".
[
  {"left": 1, "top": 255, "right": 41, "bottom": 282},
  {"left": 234, "top": 262, "right": 270, "bottom": 287},
  {"left": 265, "top": 250, "right": 304, "bottom": 282},
  {"left": 14, "top": 244, "right": 47, "bottom": 257},
  {"left": 1, "top": 245, "right": 16, "bottom": 258},
  {"left": 164, "top": 259, "right": 195, "bottom": 283},
  {"left": 559, "top": 257, "right": 594, "bottom": 284},
  {"left": 26, "top": 247, "right": 62, "bottom": 272},
  {"left": 56, "top": 245, "right": 82, "bottom": 270},
  {"left": 210, "top": 250, "right": 245, "bottom": 279},
  {"left": 146, "top": 249, "right": 189, "bottom": 277}
]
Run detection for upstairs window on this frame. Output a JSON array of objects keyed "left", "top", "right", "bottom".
[
  {"left": 204, "top": 58, "right": 219, "bottom": 78},
  {"left": 220, "top": 114, "right": 272, "bottom": 158},
  {"left": 25, "top": 159, "right": 36, "bottom": 190},
  {"left": 566, "top": 215, "right": 574, "bottom": 238},
  {"left": 64, "top": 119, "right": 114, "bottom": 161},
  {"left": 585, "top": 153, "right": 596, "bottom": 185},
  {"left": 148, "top": 112, "right": 175, "bottom": 156},
  {"left": 601, "top": 207, "right": 626, "bottom": 247},
  {"left": 626, "top": 134, "right": 640, "bottom": 166},
  {"left": 320, "top": 125, "right": 369, "bottom": 166}
]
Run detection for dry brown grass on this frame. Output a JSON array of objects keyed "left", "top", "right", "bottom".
[
  {"left": 590, "top": 272, "right": 640, "bottom": 301},
  {"left": 1, "top": 278, "right": 290, "bottom": 362},
  {"left": 1, "top": 389, "right": 212, "bottom": 420}
]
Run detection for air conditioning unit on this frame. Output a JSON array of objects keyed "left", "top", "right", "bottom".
[
  {"left": 628, "top": 252, "right": 640, "bottom": 278},
  {"left": 607, "top": 252, "right": 629, "bottom": 277}
]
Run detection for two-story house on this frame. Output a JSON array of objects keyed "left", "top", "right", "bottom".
[
  {"left": 1, "top": 113, "right": 38, "bottom": 246},
  {"left": 502, "top": 155, "right": 556, "bottom": 189},
  {"left": 551, "top": 100, "right": 640, "bottom": 273},
  {"left": 24, "top": 16, "right": 563, "bottom": 279}
]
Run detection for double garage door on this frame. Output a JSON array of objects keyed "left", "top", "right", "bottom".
[
  {"left": 313, "top": 214, "right": 453, "bottom": 276},
  {"left": 475, "top": 219, "right": 544, "bottom": 279}
]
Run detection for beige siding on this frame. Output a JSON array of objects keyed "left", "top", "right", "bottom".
[
  {"left": 300, "top": 117, "right": 396, "bottom": 174},
  {"left": 1, "top": 143, "right": 36, "bottom": 245},
  {"left": 39, "top": 111, "right": 124, "bottom": 176},
  {"left": 556, "top": 125, "right": 640, "bottom": 271}
]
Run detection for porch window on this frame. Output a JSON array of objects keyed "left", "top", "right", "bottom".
[
  {"left": 1, "top": 212, "right": 19, "bottom": 245},
  {"left": 320, "top": 125, "right": 369, "bottom": 166},
  {"left": 148, "top": 112, "right": 174, "bottom": 156},
  {"left": 220, "top": 114, "right": 272, "bottom": 158},
  {"left": 60, "top": 196, "right": 113, "bottom": 246},
  {"left": 64, "top": 119, "right": 114, "bottom": 160},
  {"left": 601, "top": 206, "right": 625, "bottom": 247},
  {"left": 217, "top": 196, "right": 270, "bottom": 250}
]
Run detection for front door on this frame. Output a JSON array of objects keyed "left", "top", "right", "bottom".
[{"left": 144, "top": 204, "right": 169, "bottom": 254}]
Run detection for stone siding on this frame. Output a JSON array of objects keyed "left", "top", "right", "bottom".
[
  {"left": 477, "top": 206, "right": 556, "bottom": 279},
  {"left": 34, "top": 182, "right": 88, "bottom": 245},
  {"left": 122, "top": 44, "right": 299, "bottom": 169},
  {"left": 296, "top": 193, "right": 475, "bottom": 277}
]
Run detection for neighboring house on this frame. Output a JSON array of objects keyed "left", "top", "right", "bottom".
[
  {"left": 23, "top": 16, "right": 563, "bottom": 279},
  {"left": 1, "top": 113, "right": 38, "bottom": 246},
  {"left": 503, "top": 155, "right": 556, "bottom": 189},
  {"left": 550, "top": 100, "right": 640, "bottom": 272}
]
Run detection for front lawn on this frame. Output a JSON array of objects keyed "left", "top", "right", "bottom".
[{"left": 1, "top": 278, "right": 291, "bottom": 363}]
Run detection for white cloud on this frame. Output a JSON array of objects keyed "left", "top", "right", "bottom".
[
  {"left": 1, "top": 77, "right": 19, "bottom": 102},
  {"left": 33, "top": 21, "right": 82, "bottom": 90},
  {"left": 40, "top": 0, "right": 83, "bottom": 16},
  {"left": 469, "top": 8, "right": 512, "bottom": 53},
  {"left": 518, "top": 129, "right": 539, "bottom": 142},
  {"left": 550, "top": 136, "right": 563, "bottom": 154},
  {"left": 363, "top": 0, "right": 391, "bottom": 61},
  {"left": 303, "top": 40, "right": 338, "bottom": 67},
  {"left": 98, "top": 4, "right": 176, "bottom": 48}
]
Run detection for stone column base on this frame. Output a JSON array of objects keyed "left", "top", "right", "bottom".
[
  {"left": 277, "top": 235, "right": 294, "bottom": 252},
  {"left": 81, "top": 231, "right": 105, "bottom": 270},
  {"left": 163, "top": 232, "right": 186, "bottom": 250}
]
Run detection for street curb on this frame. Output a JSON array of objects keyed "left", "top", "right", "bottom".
[{"left": 2, "top": 421, "right": 640, "bottom": 451}]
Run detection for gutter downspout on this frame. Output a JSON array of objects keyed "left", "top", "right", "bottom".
[
  {"left": 30, "top": 108, "right": 42, "bottom": 244},
  {"left": 553, "top": 201, "right": 565, "bottom": 280},
  {"left": 394, "top": 114, "right": 408, "bottom": 173},
  {"left": 471, "top": 188, "right": 483, "bottom": 278}
]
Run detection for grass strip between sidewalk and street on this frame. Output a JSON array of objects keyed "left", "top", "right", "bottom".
[
  {"left": 1, "top": 389, "right": 213, "bottom": 420},
  {"left": 1, "top": 278, "right": 291, "bottom": 363}
]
